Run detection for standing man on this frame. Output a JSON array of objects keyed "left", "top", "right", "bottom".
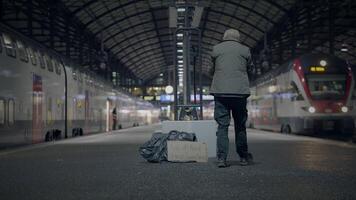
[{"left": 210, "top": 29, "right": 254, "bottom": 168}]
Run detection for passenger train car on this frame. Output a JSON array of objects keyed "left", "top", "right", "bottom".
[
  {"left": 0, "top": 24, "right": 159, "bottom": 148},
  {"left": 247, "top": 54, "right": 354, "bottom": 134}
]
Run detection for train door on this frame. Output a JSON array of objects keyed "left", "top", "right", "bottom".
[
  {"left": 147, "top": 111, "right": 152, "bottom": 124},
  {"left": 106, "top": 99, "right": 113, "bottom": 132},
  {"left": 84, "top": 90, "right": 89, "bottom": 134},
  {"left": 32, "top": 74, "right": 43, "bottom": 143},
  {"left": 99, "top": 109, "right": 103, "bottom": 131}
]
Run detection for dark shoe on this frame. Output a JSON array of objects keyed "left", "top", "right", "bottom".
[
  {"left": 240, "top": 153, "right": 253, "bottom": 166},
  {"left": 217, "top": 159, "right": 229, "bottom": 168}
]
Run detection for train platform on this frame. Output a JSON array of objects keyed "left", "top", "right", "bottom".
[{"left": 1, "top": 124, "right": 356, "bottom": 200}]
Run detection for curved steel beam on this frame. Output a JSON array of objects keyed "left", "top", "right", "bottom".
[
  {"left": 207, "top": 10, "right": 265, "bottom": 34},
  {"left": 126, "top": 52, "right": 167, "bottom": 68},
  {"left": 84, "top": 0, "right": 142, "bottom": 27},
  {"left": 135, "top": 64, "right": 166, "bottom": 78},
  {"left": 224, "top": 0, "right": 277, "bottom": 25},
  {"left": 108, "top": 19, "right": 263, "bottom": 51},
  {"left": 111, "top": 26, "right": 257, "bottom": 56},
  {"left": 125, "top": 50, "right": 165, "bottom": 67},
  {"left": 115, "top": 35, "right": 249, "bottom": 63},
  {"left": 119, "top": 41, "right": 213, "bottom": 67},
  {"left": 70, "top": 0, "right": 100, "bottom": 16},
  {"left": 122, "top": 48, "right": 212, "bottom": 74},
  {"left": 123, "top": 51, "right": 169, "bottom": 71},
  {"left": 108, "top": 28, "right": 168, "bottom": 51},
  {"left": 92, "top": 7, "right": 165, "bottom": 36},
  {"left": 133, "top": 60, "right": 166, "bottom": 77},
  {"left": 104, "top": 10, "right": 264, "bottom": 49},
  {"left": 147, "top": 3, "right": 168, "bottom": 66},
  {"left": 130, "top": 51, "right": 213, "bottom": 69},
  {"left": 263, "top": 0, "right": 288, "bottom": 13},
  {"left": 89, "top": 1, "right": 277, "bottom": 37},
  {"left": 128, "top": 49, "right": 215, "bottom": 79},
  {"left": 103, "top": 18, "right": 166, "bottom": 43},
  {"left": 135, "top": 61, "right": 166, "bottom": 77},
  {"left": 121, "top": 43, "right": 213, "bottom": 69},
  {"left": 117, "top": 30, "right": 259, "bottom": 79},
  {"left": 129, "top": 49, "right": 213, "bottom": 80}
]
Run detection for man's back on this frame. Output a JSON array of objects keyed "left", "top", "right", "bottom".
[
  {"left": 211, "top": 29, "right": 254, "bottom": 168},
  {"left": 210, "top": 40, "right": 252, "bottom": 95}
]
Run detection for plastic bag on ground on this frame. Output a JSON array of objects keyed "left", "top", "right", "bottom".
[{"left": 139, "top": 130, "right": 197, "bottom": 163}]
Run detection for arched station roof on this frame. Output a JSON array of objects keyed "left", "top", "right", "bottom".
[
  {"left": 62, "top": 0, "right": 294, "bottom": 81},
  {"left": 1, "top": 0, "right": 356, "bottom": 83}
]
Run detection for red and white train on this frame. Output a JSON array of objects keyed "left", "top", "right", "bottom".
[
  {"left": 0, "top": 24, "right": 160, "bottom": 148},
  {"left": 247, "top": 54, "right": 355, "bottom": 134}
]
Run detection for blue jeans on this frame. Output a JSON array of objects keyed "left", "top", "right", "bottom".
[{"left": 214, "top": 96, "right": 248, "bottom": 160}]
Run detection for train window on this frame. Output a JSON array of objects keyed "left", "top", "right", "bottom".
[
  {"left": 290, "top": 82, "right": 304, "bottom": 101},
  {"left": 72, "top": 71, "right": 77, "bottom": 80},
  {"left": 353, "top": 85, "right": 356, "bottom": 100},
  {"left": 2, "top": 33, "right": 16, "bottom": 58},
  {"left": 59, "top": 63, "right": 64, "bottom": 75},
  {"left": 8, "top": 99, "right": 14, "bottom": 125},
  {"left": 45, "top": 55, "right": 54, "bottom": 72},
  {"left": 54, "top": 60, "right": 62, "bottom": 75},
  {"left": 78, "top": 73, "right": 83, "bottom": 83},
  {"left": 47, "top": 97, "right": 52, "bottom": 124},
  {"left": 38, "top": 52, "right": 45, "bottom": 69},
  {"left": 0, "top": 36, "right": 2, "bottom": 53},
  {"left": 17, "top": 40, "right": 29, "bottom": 63},
  {"left": 27, "top": 47, "right": 37, "bottom": 66},
  {"left": 0, "top": 100, "right": 4, "bottom": 125}
]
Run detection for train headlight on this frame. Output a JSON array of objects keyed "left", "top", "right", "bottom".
[
  {"left": 341, "top": 106, "right": 348, "bottom": 113},
  {"left": 308, "top": 106, "right": 316, "bottom": 113}
]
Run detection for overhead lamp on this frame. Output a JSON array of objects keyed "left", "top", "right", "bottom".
[
  {"left": 177, "top": 56, "right": 183, "bottom": 59},
  {"left": 177, "top": 33, "right": 183, "bottom": 37},
  {"left": 178, "top": 60, "right": 183, "bottom": 64},
  {"left": 177, "top": 7, "right": 185, "bottom": 12},
  {"left": 165, "top": 85, "right": 174, "bottom": 94},
  {"left": 341, "top": 43, "right": 348, "bottom": 52},
  {"left": 320, "top": 60, "right": 327, "bottom": 67},
  {"left": 177, "top": 49, "right": 183, "bottom": 53},
  {"left": 177, "top": 42, "right": 183, "bottom": 46}
]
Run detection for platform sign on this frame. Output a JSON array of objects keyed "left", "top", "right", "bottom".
[
  {"left": 310, "top": 66, "right": 326, "bottom": 72},
  {"left": 160, "top": 95, "right": 174, "bottom": 102}
]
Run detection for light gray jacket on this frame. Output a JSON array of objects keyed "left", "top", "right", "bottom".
[{"left": 210, "top": 40, "right": 253, "bottom": 95}]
